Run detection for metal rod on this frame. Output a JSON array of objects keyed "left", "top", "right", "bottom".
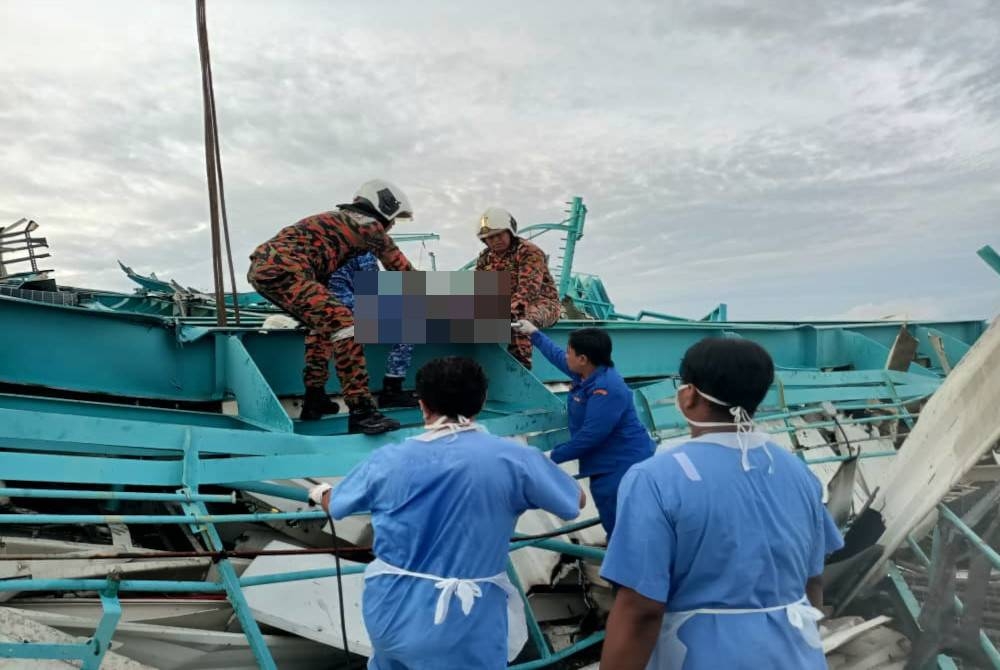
[
  {"left": 507, "top": 561, "right": 551, "bottom": 660},
  {"left": 937, "top": 504, "right": 1000, "bottom": 573},
  {"left": 0, "top": 564, "right": 368, "bottom": 594},
  {"left": 509, "top": 631, "right": 606, "bottom": 670},
  {"left": 0, "top": 487, "right": 235, "bottom": 503},
  {"left": 0, "top": 510, "right": 328, "bottom": 525},
  {"left": 0, "top": 546, "right": 373, "bottom": 562},
  {"left": 901, "top": 528, "right": 1000, "bottom": 666},
  {"left": 803, "top": 450, "right": 897, "bottom": 465}
]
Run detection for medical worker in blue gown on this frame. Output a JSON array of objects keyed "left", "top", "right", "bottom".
[
  {"left": 599, "top": 337, "right": 845, "bottom": 670},
  {"left": 311, "top": 356, "right": 584, "bottom": 669},
  {"left": 512, "top": 321, "right": 655, "bottom": 539}
]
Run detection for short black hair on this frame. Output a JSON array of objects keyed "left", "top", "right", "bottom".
[
  {"left": 568, "top": 328, "right": 614, "bottom": 367},
  {"left": 415, "top": 356, "right": 488, "bottom": 418},
  {"left": 679, "top": 337, "right": 774, "bottom": 416}
]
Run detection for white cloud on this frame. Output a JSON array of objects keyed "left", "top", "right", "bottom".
[{"left": 0, "top": 0, "right": 998, "bottom": 321}]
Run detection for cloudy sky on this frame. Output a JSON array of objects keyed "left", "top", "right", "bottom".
[{"left": 2, "top": 0, "right": 998, "bottom": 320}]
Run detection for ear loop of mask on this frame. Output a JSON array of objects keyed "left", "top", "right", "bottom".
[{"left": 676, "top": 384, "right": 773, "bottom": 474}]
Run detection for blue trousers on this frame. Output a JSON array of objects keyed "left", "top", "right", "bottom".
[{"left": 589, "top": 468, "right": 631, "bottom": 540}]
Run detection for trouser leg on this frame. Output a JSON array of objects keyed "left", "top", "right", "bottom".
[{"left": 248, "top": 257, "right": 373, "bottom": 408}]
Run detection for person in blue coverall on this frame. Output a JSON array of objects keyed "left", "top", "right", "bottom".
[
  {"left": 311, "top": 356, "right": 585, "bottom": 669},
  {"left": 327, "top": 251, "right": 417, "bottom": 409},
  {"left": 512, "top": 321, "right": 655, "bottom": 539},
  {"left": 599, "top": 337, "right": 845, "bottom": 670}
]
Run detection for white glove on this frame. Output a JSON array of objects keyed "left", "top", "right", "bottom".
[
  {"left": 308, "top": 483, "right": 332, "bottom": 505},
  {"left": 511, "top": 319, "right": 538, "bottom": 335}
]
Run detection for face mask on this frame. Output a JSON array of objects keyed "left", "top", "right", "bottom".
[{"left": 675, "top": 384, "right": 772, "bottom": 474}]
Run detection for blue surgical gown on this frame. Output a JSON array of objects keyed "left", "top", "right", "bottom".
[
  {"left": 600, "top": 431, "right": 844, "bottom": 670},
  {"left": 330, "top": 429, "right": 582, "bottom": 669}
]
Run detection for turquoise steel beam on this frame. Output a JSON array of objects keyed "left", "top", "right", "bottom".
[
  {"left": 221, "top": 335, "right": 292, "bottom": 432},
  {"left": 937, "top": 504, "right": 1000, "bottom": 572},
  {"left": 507, "top": 562, "right": 552, "bottom": 660},
  {"left": 0, "top": 566, "right": 369, "bottom": 594},
  {"left": 0, "top": 510, "right": 329, "bottom": 525},
  {"left": 513, "top": 539, "right": 606, "bottom": 562},
  {"left": 229, "top": 480, "right": 310, "bottom": 503},
  {"left": 978, "top": 245, "right": 1000, "bottom": 278},
  {"left": 905, "top": 525, "right": 1000, "bottom": 666},
  {"left": 0, "top": 290, "right": 983, "bottom": 397},
  {"left": 510, "top": 632, "right": 606, "bottom": 670},
  {"left": 508, "top": 517, "right": 604, "bottom": 551},
  {"left": 0, "top": 487, "right": 235, "bottom": 503},
  {"left": 557, "top": 197, "right": 586, "bottom": 299},
  {"left": 85, "top": 585, "right": 122, "bottom": 670},
  {"left": 886, "top": 562, "right": 960, "bottom": 670},
  {"left": 0, "top": 643, "right": 85, "bottom": 661},
  {"left": 183, "top": 499, "right": 276, "bottom": 670},
  {"left": 803, "top": 450, "right": 897, "bottom": 465}
]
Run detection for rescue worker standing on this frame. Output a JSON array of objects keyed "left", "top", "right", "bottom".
[
  {"left": 311, "top": 356, "right": 585, "bottom": 669},
  {"left": 327, "top": 252, "right": 417, "bottom": 409},
  {"left": 512, "top": 322, "right": 655, "bottom": 539},
  {"left": 599, "top": 338, "right": 844, "bottom": 669},
  {"left": 247, "top": 179, "right": 416, "bottom": 435},
  {"left": 475, "top": 207, "right": 561, "bottom": 369}
]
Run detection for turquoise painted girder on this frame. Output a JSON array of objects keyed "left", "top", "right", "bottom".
[
  {"left": 631, "top": 369, "right": 942, "bottom": 434},
  {"left": 0, "top": 292, "right": 983, "bottom": 402}
]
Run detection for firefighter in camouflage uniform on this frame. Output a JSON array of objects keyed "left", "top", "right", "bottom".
[
  {"left": 327, "top": 251, "right": 417, "bottom": 409},
  {"left": 475, "top": 207, "right": 561, "bottom": 369},
  {"left": 247, "top": 179, "right": 417, "bottom": 435}
]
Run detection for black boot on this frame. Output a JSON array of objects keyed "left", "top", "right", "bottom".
[
  {"left": 348, "top": 396, "right": 401, "bottom": 435},
  {"left": 377, "top": 375, "right": 419, "bottom": 409},
  {"left": 300, "top": 387, "right": 341, "bottom": 421}
]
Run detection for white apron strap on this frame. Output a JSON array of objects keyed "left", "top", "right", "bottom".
[
  {"left": 650, "top": 595, "right": 824, "bottom": 669},
  {"left": 364, "top": 558, "right": 528, "bottom": 662}
]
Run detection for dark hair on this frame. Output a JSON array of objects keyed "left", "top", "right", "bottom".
[
  {"left": 679, "top": 337, "right": 774, "bottom": 416},
  {"left": 415, "top": 356, "right": 488, "bottom": 418},
  {"left": 568, "top": 327, "right": 614, "bottom": 367}
]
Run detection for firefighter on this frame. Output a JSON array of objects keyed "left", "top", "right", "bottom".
[
  {"left": 474, "top": 207, "right": 561, "bottom": 369},
  {"left": 247, "top": 179, "right": 417, "bottom": 435}
]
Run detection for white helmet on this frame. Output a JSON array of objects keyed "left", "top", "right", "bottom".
[
  {"left": 354, "top": 179, "right": 413, "bottom": 222},
  {"left": 477, "top": 206, "right": 518, "bottom": 239}
]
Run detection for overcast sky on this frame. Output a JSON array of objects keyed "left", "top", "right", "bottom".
[{"left": 1, "top": 0, "right": 998, "bottom": 321}]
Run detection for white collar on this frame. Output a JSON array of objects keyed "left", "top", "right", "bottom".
[
  {"left": 688, "top": 430, "right": 772, "bottom": 451},
  {"left": 412, "top": 416, "right": 487, "bottom": 442}
]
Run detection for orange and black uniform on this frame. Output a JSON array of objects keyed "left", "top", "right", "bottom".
[
  {"left": 476, "top": 236, "right": 561, "bottom": 368},
  {"left": 247, "top": 208, "right": 413, "bottom": 409}
]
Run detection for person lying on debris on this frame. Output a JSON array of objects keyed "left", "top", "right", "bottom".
[
  {"left": 327, "top": 251, "right": 417, "bottom": 410},
  {"left": 511, "top": 322, "right": 654, "bottom": 540},
  {"left": 310, "top": 356, "right": 585, "bottom": 669},
  {"left": 246, "top": 179, "right": 417, "bottom": 435},
  {"left": 598, "top": 337, "right": 845, "bottom": 670},
  {"left": 475, "top": 207, "right": 561, "bottom": 369}
]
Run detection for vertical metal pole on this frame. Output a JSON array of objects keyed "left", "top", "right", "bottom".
[
  {"left": 507, "top": 561, "right": 552, "bottom": 660},
  {"left": 184, "top": 500, "right": 278, "bottom": 670},
  {"left": 80, "top": 582, "right": 123, "bottom": 670},
  {"left": 557, "top": 197, "right": 585, "bottom": 300}
]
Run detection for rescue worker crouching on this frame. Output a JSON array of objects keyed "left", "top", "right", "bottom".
[
  {"left": 246, "top": 179, "right": 417, "bottom": 435},
  {"left": 475, "top": 207, "right": 561, "bottom": 369}
]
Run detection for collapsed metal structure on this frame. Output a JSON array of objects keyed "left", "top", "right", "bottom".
[{"left": 1, "top": 206, "right": 998, "bottom": 667}]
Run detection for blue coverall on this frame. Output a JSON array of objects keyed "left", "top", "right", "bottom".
[{"left": 529, "top": 330, "right": 655, "bottom": 537}]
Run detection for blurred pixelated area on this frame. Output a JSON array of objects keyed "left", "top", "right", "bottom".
[{"left": 353, "top": 271, "right": 513, "bottom": 344}]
